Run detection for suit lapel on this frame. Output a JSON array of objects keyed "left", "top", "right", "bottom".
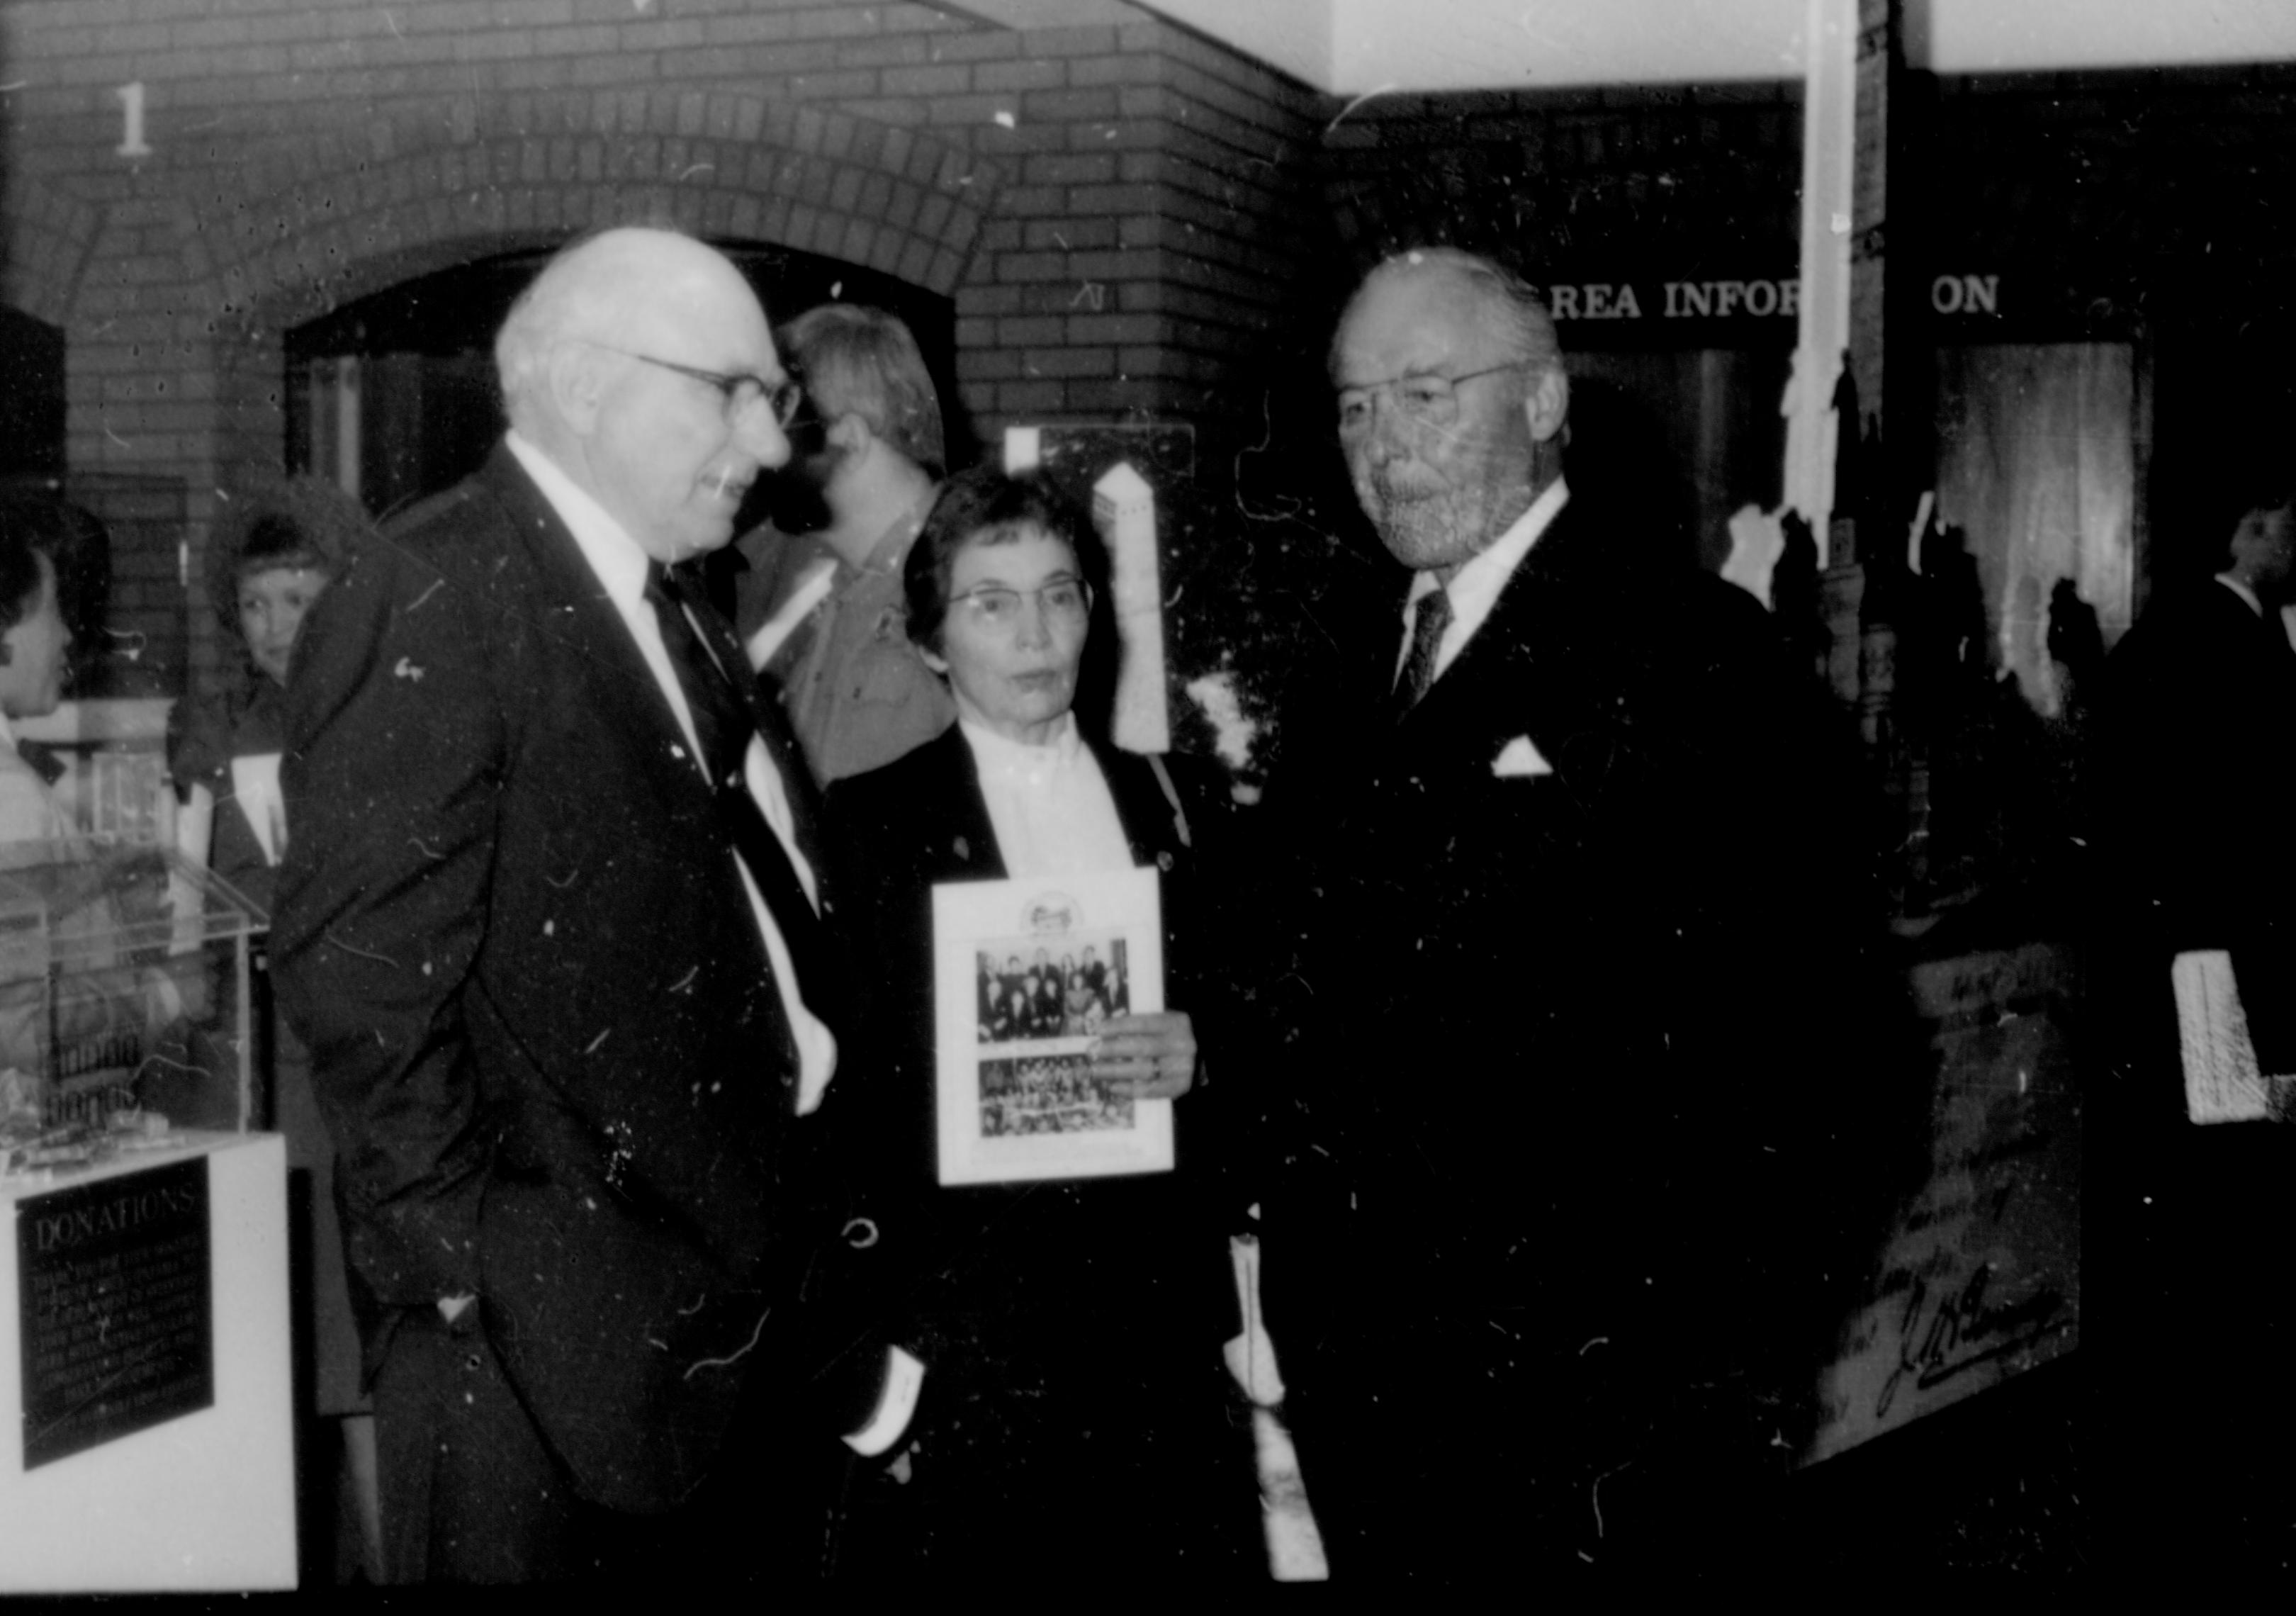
[
  {"left": 1090, "top": 741, "right": 1183, "bottom": 868},
  {"left": 920, "top": 726, "right": 1008, "bottom": 882},
  {"left": 473, "top": 447, "right": 833, "bottom": 854},
  {"left": 1393, "top": 500, "right": 1590, "bottom": 740},
  {"left": 1379, "top": 500, "right": 1653, "bottom": 822},
  {"left": 473, "top": 449, "right": 711, "bottom": 804}
]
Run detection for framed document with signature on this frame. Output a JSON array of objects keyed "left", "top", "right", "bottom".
[{"left": 930, "top": 865, "right": 1172, "bottom": 1186}]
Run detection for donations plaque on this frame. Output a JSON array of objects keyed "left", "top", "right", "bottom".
[{"left": 16, "top": 1155, "right": 212, "bottom": 1468}]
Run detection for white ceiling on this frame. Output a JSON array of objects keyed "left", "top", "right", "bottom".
[{"left": 953, "top": 0, "right": 2296, "bottom": 94}]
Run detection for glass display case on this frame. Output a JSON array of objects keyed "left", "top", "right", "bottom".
[{"left": 0, "top": 842, "right": 264, "bottom": 1182}]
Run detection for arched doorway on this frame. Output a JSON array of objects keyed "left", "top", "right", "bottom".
[{"left": 283, "top": 240, "right": 965, "bottom": 526}]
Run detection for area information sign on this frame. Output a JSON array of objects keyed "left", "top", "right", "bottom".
[{"left": 17, "top": 1155, "right": 213, "bottom": 1469}]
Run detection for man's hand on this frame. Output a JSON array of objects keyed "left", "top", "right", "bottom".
[{"left": 1088, "top": 1011, "right": 1198, "bottom": 1099}]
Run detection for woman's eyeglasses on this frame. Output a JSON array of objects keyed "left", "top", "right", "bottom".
[{"left": 950, "top": 578, "right": 1093, "bottom": 631}]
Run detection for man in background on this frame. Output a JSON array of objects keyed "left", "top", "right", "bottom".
[
  {"left": 2100, "top": 479, "right": 2296, "bottom": 1023},
  {"left": 732, "top": 302, "right": 955, "bottom": 786},
  {"left": 2094, "top": 477, "right": 2296, "bottom": 1569}
]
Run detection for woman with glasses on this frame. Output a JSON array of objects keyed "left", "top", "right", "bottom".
[{"left": 816, "top": 466, "right": 1259, "bottom": 1582}]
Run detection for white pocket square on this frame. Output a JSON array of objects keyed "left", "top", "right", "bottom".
[{"left": 1491, "top": 735, "right": 1553, "bottom": 779}]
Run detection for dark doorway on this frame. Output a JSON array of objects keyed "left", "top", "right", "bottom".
[
  {"left": 285, "top": 241, "right": 964, "bottom": 524},
  {"left": 0, "top": 305, "right": 66, "bottom": 482}
]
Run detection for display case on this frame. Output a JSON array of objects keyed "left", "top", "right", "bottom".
[
  {"left": 0, "top": 842, "right": 263, "bottom": 1168},
  {"left": 0, "top": 843, "right": 288, "bottom": 1590}
]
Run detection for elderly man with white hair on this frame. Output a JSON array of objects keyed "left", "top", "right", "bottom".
[
  {"left": 276, "top": 226, "right": 884, "bottom": 1582},
  {"left": 1263, "top": 246, "right": 1848, "bottom": 1580}
]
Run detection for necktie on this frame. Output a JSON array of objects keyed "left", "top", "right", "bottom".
[
  {"left": 644, "top": 562, "right": 838, "bottom": 1023},
  {"left": 1394, "top": 586, "right": 1453, "bottom": 716}
]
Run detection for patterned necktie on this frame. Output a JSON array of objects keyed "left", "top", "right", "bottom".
[
  {"left": 1394, "top": 586, "right": 1453, "bottom": 716},
  {"left": 643, "top": 561, "right": 837, "bottom": 1021}
]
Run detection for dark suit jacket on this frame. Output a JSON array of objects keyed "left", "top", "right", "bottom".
[
  {"left": 1263, "top": 490, "right": 1842, "bottom": 1562},
  {"left": 2088, "top": 571, "right": 2296, "bottom": 1559},
  {"left": 2100, "top": 578, "right": 2296, "bottom": 975},
  {"left": 274, "top": 444, "right": 826, "bottom": 1513},
  {"left": 2091, "top": 576, "right": 2296, "bottom": 1352},
  {"left": 2098, "top": 576, "right": 2296, "bottom": 1130}
]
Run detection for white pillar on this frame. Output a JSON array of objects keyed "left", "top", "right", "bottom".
[{"left": 1784, "top": 0, "right": 1859, "bottom": 563}]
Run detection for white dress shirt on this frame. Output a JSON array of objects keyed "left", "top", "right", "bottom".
[
  {"left": 956, "top": 712, "right": 1133, "bottom": 879},
  {"left": 505, "top": 432, "right": 838, "bottom": 1113},
  {"left": 1397, "top": 476, "right": 1572, "bottom": 689}
]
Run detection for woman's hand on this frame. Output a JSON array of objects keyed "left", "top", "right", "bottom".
[{"left": 1089, "top": 1011, "right": 1198, "bottom": 1100}]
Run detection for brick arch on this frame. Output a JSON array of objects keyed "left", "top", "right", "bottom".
[
  {"left": 40, "top": 96, "right": 1001, "bottom": 695},
  {"left": 194, "top": 100, "right": 999, "bottom": 482},
  {"left": 203, "top": 97, "right": 998, "bottom": 332},
  {"left": 1, "top": 175, "right": 103, "bottom": 327}
]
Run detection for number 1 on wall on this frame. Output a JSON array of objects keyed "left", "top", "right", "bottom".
[{"left": 116, "top": 82, "right": 151, "bottom": 157}]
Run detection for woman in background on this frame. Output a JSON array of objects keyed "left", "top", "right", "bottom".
[
  {"left": 167, "top": 474, "right": 377, "bottom": 1581},
  {"left": 0, "top": 512, "right": 80, "bottom": 842},
  {"left": 171, "top": 478, "right": 359, "bottom": 900}
]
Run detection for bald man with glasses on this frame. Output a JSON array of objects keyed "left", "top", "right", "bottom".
[
  {"left": 275, "top": 227, "right": 895, "bottom": 1582},
  {"left": 1261, "top": 247, "right": 1845, "bottom": 1579}
]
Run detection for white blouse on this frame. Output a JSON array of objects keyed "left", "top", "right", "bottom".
[{"left": 957, "top": 714, "right": 1134, "bottom": 879}]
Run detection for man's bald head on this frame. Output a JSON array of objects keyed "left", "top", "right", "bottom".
[
  {"left": 497, "top": 228, "right": 748, "bottom": 426},
  {"left": 492, "top": 227, "right": 792, "bottom": 561}
]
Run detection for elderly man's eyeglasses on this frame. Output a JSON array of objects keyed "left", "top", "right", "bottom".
[
  {"left": 592, "top": 343, "right": 806, "bottom": 427},
  {"left": 952, "top": 577, "right": 1093, "bottom": 631},
  {"left": 1335, "top": 361, "right": 1534, "bottom": 437}
]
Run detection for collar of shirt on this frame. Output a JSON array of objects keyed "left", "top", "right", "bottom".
[
  {"left": 1400, "top": 476, "right": 1571, "bottom": 686},
  {"left": 749, "top": 491, "right": 933, "bottom": 677},
  {"left": 956, "top": 712, "right": 1134, "bottom": 880},
  {"left": 856, "top": 486, "right": 938, "bottom": 577},
  {"left": 505, "top": 431, "right": 652, "bottom": 616},
  {"left": 960, "top": 709, "right": 1086, "bottom": 779},
  {"left": 2213, "top": 571, "right": 2266, "bottom": 618},
  {"left": 750, "top": 551, "right": 839, "bottom": 675}
]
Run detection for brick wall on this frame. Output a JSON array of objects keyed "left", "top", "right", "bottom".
[
  {"left": 955, "top": 26, "right": 1326, "bottom": 458},
  {"left": 1317, "top": 80, "right": 1806, "bottom": 288},
  {"left": 0, "top": 0, "right": 1329, "bottom": 698},
  {"left": 4, "top": 2, "right": 2291, "bottom": 706}
]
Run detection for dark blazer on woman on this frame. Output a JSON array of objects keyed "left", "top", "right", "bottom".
[{"left": 816, "top": 721, "right": 1258, "bottom": 1579}]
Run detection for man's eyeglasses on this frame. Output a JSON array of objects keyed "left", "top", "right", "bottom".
[
  {"left": 951, "top": 577, "right": 1093, "bottom": 632},
  {"left": 1335, "top": 361, "right": 1533, "bottom": 437},
  {"left": 590, "top": 343, "right": 806, "bottom": 427}
]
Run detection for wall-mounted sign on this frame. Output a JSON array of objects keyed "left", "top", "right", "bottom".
[
  {"left": 1524, "top": 274, "right": 2001, "bottom": 322},
  {"left": 17, "top": 1155, "right": 214, "bottom": 1469},
  {"left": 1928, "top": 274, "right": 2002, "bottom": 315},
  {"left": 1808, "top": 943, "right": 2080, "bottom": 1464}
]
